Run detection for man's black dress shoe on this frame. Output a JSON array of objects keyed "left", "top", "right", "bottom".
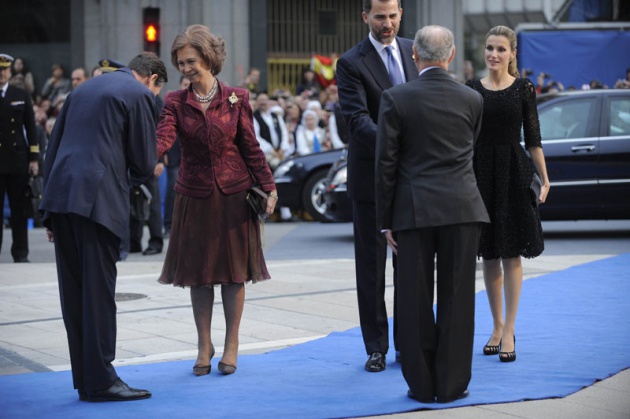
[
  {"left": 142, "top": 247, "right": 161, "bottom": 256},
  {"left": 436, "top": 389, "right": 469, "bottom": 403},
  {"left": 78, "top": 390, "right": 87, "bottom": 401},
  {"left": 365, "top": 352, "right": 386, "bottom": 372},
  {"left": 407, "top": 390, "right": 435, "bottom": 403},
  {"left": 86, "top": 378, "right": 151, "bottom": 402}
]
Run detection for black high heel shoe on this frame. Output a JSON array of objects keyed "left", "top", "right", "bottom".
[
  {"left": 499, "top": 336, "right": 516, "bottom": 363},
  {"left": 483, "top": 337, "right": 501, "bottom": 355},
  {"left": 193, "top": 344, "right": 216, "bottom": 376}
]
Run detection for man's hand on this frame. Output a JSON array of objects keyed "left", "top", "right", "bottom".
[
  {"left": 46, "top": 228, "right": 54, "bottom": 243},
  {"left": 384, "top": 230, "right": 397, "bottom": 254},
  {"left": 154, "top": 162, "right": 165, "bottom": 177},
  {"left": 29, "top": 161, "right": 39, "bottom": 177}
]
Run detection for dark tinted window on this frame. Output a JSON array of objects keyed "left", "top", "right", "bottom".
[
  {"left": 539, "top": 99, "right": 596, "bottom": 140},
  {"left": 608, "top": 97, "right": 630, "bottom": 137}
]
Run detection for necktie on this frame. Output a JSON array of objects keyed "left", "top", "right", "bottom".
[
  {"left": 312, "top": 132, "right": 321, "bottom": 153},
  {"left": 385, "top": 46, "right": 403, "bottom": 86}
]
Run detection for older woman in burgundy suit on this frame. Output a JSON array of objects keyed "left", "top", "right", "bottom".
[{"left": 156, "top": 25, "right": 277, "bottom": 377}]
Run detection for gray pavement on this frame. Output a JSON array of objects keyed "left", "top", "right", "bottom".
[{"left": 1, "top": 220, "right": 629, "bottom": 418}]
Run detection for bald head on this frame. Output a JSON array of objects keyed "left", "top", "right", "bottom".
[{"left": 413, "top": 25, "right": 455, "bottom": 67}]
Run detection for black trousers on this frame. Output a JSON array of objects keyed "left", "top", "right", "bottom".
[
  {"left": 130, "top": 175, "right": 163, "bottom": 252},
  {"left": 397, "top": 223, "right": 480, "bottom": 402},
  {"left": 50, "top": 213, "right": 120, "bottom": 392},
  {"left": 352, "top": 199, "right": 398, "bottom": 355},
  {"left": 0, "top": 171, "right": 29, "bottom": 261}
]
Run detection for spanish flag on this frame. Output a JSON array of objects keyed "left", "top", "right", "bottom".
[{"left": 311, "top": 54, "right": 338, "bottom": 88}]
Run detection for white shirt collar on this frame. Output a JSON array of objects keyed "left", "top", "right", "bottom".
[
  {"left": 419, "top": 66, "right": 441, "bottom": 77},
  {"left": 368, "top": 33, "right": 406, "bottom": 83},
  {"left": 0, "top": 83, "right": 8, "bottom": 97}
]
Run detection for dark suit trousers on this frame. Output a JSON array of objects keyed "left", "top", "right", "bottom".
[
  {"left": 50, "top": 213, "right": 120, "bottom": 392},
  {"left": 130, "top": 175, "right": 163, "bottom": 251},
  {"left": 0, "top": 172, "right": 29, "bottom": 261},
  {"left": 352, "top": 199, "right": 397, "bottom": 355},
  {"left": 397, "top": 223, "right": 479, "bottom": 402}
]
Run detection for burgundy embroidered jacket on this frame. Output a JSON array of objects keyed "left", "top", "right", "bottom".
[{"left": 157, "top": 82, "right": 275, "bottom": 197}]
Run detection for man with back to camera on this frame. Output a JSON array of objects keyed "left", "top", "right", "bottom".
[
  {"left": 0, "top": 53, "right": 38, "bottom": 263},
  {"left": 336, "top": 0, "right": 418, "bottom": 372},
  {"left": 40, "top": 52, "right": 168, "bottom": 402},
  {"left": 376, "top": 25, "right": 489, "bottom": 403}
]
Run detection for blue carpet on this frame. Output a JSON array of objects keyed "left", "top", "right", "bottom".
[{"left": 1, "top": 254, "right": 629, "bottom": 418}]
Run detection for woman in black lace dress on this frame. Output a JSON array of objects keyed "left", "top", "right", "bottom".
[{"left": 466, "top": 26, "right": 550, "bottom": 362}]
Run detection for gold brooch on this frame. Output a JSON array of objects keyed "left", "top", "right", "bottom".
[{"left": 228, "top": 92, "right": 238, "bottom": 107}]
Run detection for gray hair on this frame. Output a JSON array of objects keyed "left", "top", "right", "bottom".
[{"left": 413, "top": 25, "right": 454, "bottom": 64}]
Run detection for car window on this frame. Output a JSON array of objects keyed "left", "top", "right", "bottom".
[
  {"left": 608, "top": 97, "right": 630, "bottom": 137},
  {"left": 539, "top": 99, "right": 594, "bottom": 141}
]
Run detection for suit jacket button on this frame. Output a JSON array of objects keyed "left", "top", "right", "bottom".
[{"left": 14, "top": 142, "right": 17, "bottom": 146}]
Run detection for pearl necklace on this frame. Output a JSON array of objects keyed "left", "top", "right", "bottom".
[{"left": 192, "top": 79, "right": 218, "bottom": 103}]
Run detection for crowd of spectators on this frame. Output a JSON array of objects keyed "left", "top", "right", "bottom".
[{"left": 240, "top": 68, "right": 349, "bottom": 169}]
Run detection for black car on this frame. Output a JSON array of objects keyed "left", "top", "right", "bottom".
[
  {"left": 273, "top": 148, "right": 345, "bottom": 222},
  {"left": 535, "top": 89, "right": 630, "bottom": 220},
  {"left": 323, "top": 89, "right": 630, "bottom": 222},
  {"left": 323, "top": 149, "right": 352, "bottom": 223}
]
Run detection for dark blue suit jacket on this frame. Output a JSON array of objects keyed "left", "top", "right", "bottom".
[
  {"left": 41, "top": 68, "right": 157, "bottom": 242},
  {"left": 336, "top": 36, "right": 418, "bottom": 202}
]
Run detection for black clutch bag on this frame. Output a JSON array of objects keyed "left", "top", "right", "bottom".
[
  {"left": 246, "top": 186, "right": 268, "bottom": 216},
  {"left": 530, "top": 172, "right": 542, "bottom": 206}
]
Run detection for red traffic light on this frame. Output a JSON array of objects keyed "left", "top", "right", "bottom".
[{"left": 145, "top": 24, "right": 158, "bottom": 42}]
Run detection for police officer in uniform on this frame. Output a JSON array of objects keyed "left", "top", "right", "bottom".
[{"left": 0, "top": 54, "right": 38, "bottom": 262}]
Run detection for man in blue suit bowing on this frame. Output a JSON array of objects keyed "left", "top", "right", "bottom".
[
  {"left": 40, "top": 52, "right": 167, "bottom": 402},
  {"left": 336, "top": 0, "right": 418, "bottom": 372}
]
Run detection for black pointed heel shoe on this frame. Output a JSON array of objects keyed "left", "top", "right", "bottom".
[
  {"left": 483, "top": 337, "right": 501, "bottom": 355},
  {"left": 499, "top": 336, "right": 516, "bottom": 363}
]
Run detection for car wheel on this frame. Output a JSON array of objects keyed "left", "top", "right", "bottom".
[{"left": 302, "top": 168, "right": 333, "bottom": 222}]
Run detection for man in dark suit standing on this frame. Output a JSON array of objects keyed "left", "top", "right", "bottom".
[
  {"left": 376, "top": 25, "right": 489, "bottom": 403},
  {"left": 41, "top": 52, "right": 167, "bottom": 402},
  {"left": 336, "top": 0, "right": 418, "bottom": 372},
  {"left": 0, "top": 54, "right": 38, "bottom": 263}
]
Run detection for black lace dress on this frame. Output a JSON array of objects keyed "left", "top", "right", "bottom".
[{"left": 466, "top": 77, "right": 544, "bottom": 260}]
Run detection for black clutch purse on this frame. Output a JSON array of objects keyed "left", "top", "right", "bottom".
[
  {"left": 530, "top": 172, "right": 542, "bottom": 206},
  {"left": 246, "top": 186, "right": 268, "bottom": 216}
]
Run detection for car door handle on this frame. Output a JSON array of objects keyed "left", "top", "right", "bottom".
[{"left": 571, "top": 145, "right": 596, "bottom": 152}]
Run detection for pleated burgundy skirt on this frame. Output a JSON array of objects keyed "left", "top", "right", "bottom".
[{"left": 158, "top": 187, "right": 270, "bottom": 287}]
